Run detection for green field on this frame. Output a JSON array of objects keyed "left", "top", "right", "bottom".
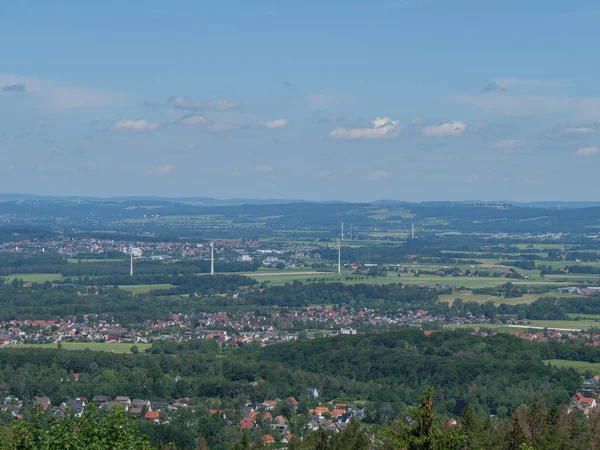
[
  {"left": 68, "top": 258, "right": 125, "bottom": 263},
  {"left": 544, "top": 359, "right": 600, "bottom": 373},
  {"left": 528, "top": 319, "right": 600, "bottom": 330},
  {"left": 439, "top": 291, "right": 581, "bottom": 306},
  {"left": 118, "top": 284, "right": 175, "bottom": 294},
  {"left": 444, "top": 319, "right": 600, "bottom": 332},
  {"left": 245, "top": 270, "right": 408, "bottom": 286},
  {"left": 7, "top": 273, "right": 64, "bottom": 283},
  {"left": 243, "top": 269, "right": 577, "bottom": 289},
  {"left": 3, "top": 342, "right": 151, "bottom": 353}
]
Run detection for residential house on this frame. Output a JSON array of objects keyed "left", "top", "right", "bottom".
[
  {"left": 115, "top": 396, "right": 131, "bottom": 410},
  {"left": 92, "top": 396, "right": 110, "bottom": 405},
  {"left": 150, "top": 400, "right": 170, "bottom": 410},
  {"left": 145, "top": 411, "right": 160, "bottom": 423},
  {"left": 262, "top": 435, "right": 276, "bottom": 445}
]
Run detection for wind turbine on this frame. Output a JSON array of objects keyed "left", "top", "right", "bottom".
[
  {"left": 411, "top": 221, "right": 415, "bottom": 240},
  {"left": 337, "top": 240, "right": 341, "bottom": 276},
  {"left": 340, "top": 221, "right": 344, "bottom": 241},
  {"left": 130, "top": 246, "right": 134, "bottom": 276},
  {"left": 210, "top": 242, "right": 215, "bottom": 275}
]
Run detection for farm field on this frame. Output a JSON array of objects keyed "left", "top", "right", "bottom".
[
  {"left": 397, "top": 274, "right": 571, "bottom": 289},
  {"left": 67, "top": 258, "right": 125, "bottom": 263},
  {"left": 118, "top": 284, "right": 175, "bottom": 294},
  {"left": 243, "top": 269, "right": 577, "bottom": 288},
  {"left": 440, "top": 291, "right": 539, "bottom": 305},
  {"left": 528, "top": 319, "right": 600, "bottom": 330},
  {"left": 7, "top": 273, "right": 64, "bottom": 283},
  {"left": 567, "top": 314, "right": 600, "bottom": 320},
  {"left": 444, "top": 319, "right": 600, "bottom": 332},
  {"left": 439, "top": 291, "right": 582, "bottom": 306},
  {"left": 3, "top": 342, "right": 151, "bottom": 353},
  {"left": 544, "top": 359, "right": 600, "bottom": 373}
]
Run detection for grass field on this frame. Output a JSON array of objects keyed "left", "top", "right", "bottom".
[
  {"left": 544, "top": 359, "right": 600, "bottom": 373},
  {"left": 118, "top": 284, "right": 175, "bottom": 294},
  {"left": 7, "top": 273, "right": 64, "bottom": 283},
  {"left": 392, "top": 274, "right": 570, "bottom": 289},
  {"left": 243, "top": 269, "right": 577, "bottom": 288},
  {"left": 246, "top": 270, "right": 413, "bottom": 286},
  {"left": 567, "top": 314, "right": 600, "bottom": 320},
  {"left": 444, "top": 319, "right": 600, "bottom": 332},
  {"left": 439, "top": 291, "right": 581, "bottom": 306},
  {"left": 528, "top": 319, "right": 600, "bottom": 330},
  {"left": 68, "top": 258, "right": 125, "bottom": 263},
  {"left": 3, "top": 342, "right": 151, "bottom": 353}
]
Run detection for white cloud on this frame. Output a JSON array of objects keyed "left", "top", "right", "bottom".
[
  {"left": 254, "top": 119, "right": 288, "bottom": 129},
  {"left": 329, "top": 117, "right": 402, "bottom": 140},
  {"left": 489, "top": 139, "right": 520, "bottom": 149},
  {"left": 255, "top": 165, "right": 273, "bottom": 173},
  {"left": 111, "top": 119, "right": 160, "bottom": 132},
  {"left": 564, "top": 126, "right": 595, "bottom": 133},
  {"left": 422, "top": 121, "right": 466, "bottom": 137},
  {"left": 363, "top": 170, "right": 390, "bottom": 181},
  {"left": 0, "top": 73, "right": 128, "bottom": 110},
  {"left": 148, "top": 164, "right": 175, "bottom": 174},
  {"left": 181, "top": 115, "right": 206, "bottom": 126},
  {"left": 167, "top": 96, "right": 241, "bottom": 111},
  {"left": 575, "top": 146, "right": 598, "bottom": 157},
  {"left": 412, "top": 118, "right": 425, "bottom": 125},
  {"left": 452, "top": 93, "right": 600, "bottom": 119}
]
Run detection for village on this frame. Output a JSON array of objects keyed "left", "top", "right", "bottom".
[{"left": 0, "top": 391, "right": 367, "bottom": 445}]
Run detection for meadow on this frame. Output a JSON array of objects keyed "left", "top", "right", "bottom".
[
  {"left": 7, "top": 273, "right": 64, "bottom": 283},
  {"left": 3, "top": 342, "right": 151, "bottom": 353},
  {"left": 543, "top": 359, "right": 600, "bottom": 373},
  {"left": 118, "top": 284, "right": 175, "bottom": 294}
]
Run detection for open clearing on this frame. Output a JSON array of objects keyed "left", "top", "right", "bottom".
[
  {"left": 119, "top": 284, "right": 175, "bottom": 294},
  {"left": 439, "top": 291, "right": 581, "bottom": 306},
  {"left": 250, "top": 271, "right": 328, "bottom": 277},
  {"left": 7, "top": 273, "right": 64, "bottom": 283},
  {"left": 3, "top": 342, "right": 151, "bottom": 353},
  {"left": 444, "top": 319, "right": 600, "bottom": 332},
  {"left": 243, "top": 270, "right": 577, "bottom": 289},
  {"left": 68, "top": 258, "right": 125, "bottom": 263},
  {"left": 544, "top": 359, "right": 600, "bottom": 373},
  {"left": 439, "top": 291, "right": 541, "bottom": 306}
]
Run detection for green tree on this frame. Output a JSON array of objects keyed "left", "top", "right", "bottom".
[{"left": 383, "top": 386, "right": 465, "bottom": 450}]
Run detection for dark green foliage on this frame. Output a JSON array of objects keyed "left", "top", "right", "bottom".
[
  {"left": 382, "top": 386, "right": 465, "bottom": 449},
  {"left": 0, "top": 405, "right": 154, "bottom": 449}
]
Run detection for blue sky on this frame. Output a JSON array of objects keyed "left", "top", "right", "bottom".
[{"left": 1, "top": 0, "right": 599, "bottom": 201}]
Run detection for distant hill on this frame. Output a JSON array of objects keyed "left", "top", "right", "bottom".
[{"left": 0, "top": 194, "right": 598, "bottom": 209}]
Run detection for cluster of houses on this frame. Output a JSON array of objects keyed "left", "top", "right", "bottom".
[
  {"left": 0, "top": 391, "right": 367, "bottom": 446},
  {"left": 0, "top": 302, "right": 497, "bottom": 349},
  {"left": 233, "top": 394, "right": 366, "bottom": 444},
  {"left": 557, "top": 286, "right": 600, "bottom": 296},
  {"left": 0, "top": 395, "right": 192, "bottom": 423},
  {"left": 508, "top": 330, "right": 600, "bottom": 345},
  {"left": 570, "top": 379, "right": 600, "bottom": 415},
  {"left": 0, "top": 234, "right": 316, "bottom": 268}
]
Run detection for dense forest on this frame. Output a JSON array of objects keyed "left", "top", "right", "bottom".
[{"left": 0, "top": 329, "right": 595, "bottom": 448}]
